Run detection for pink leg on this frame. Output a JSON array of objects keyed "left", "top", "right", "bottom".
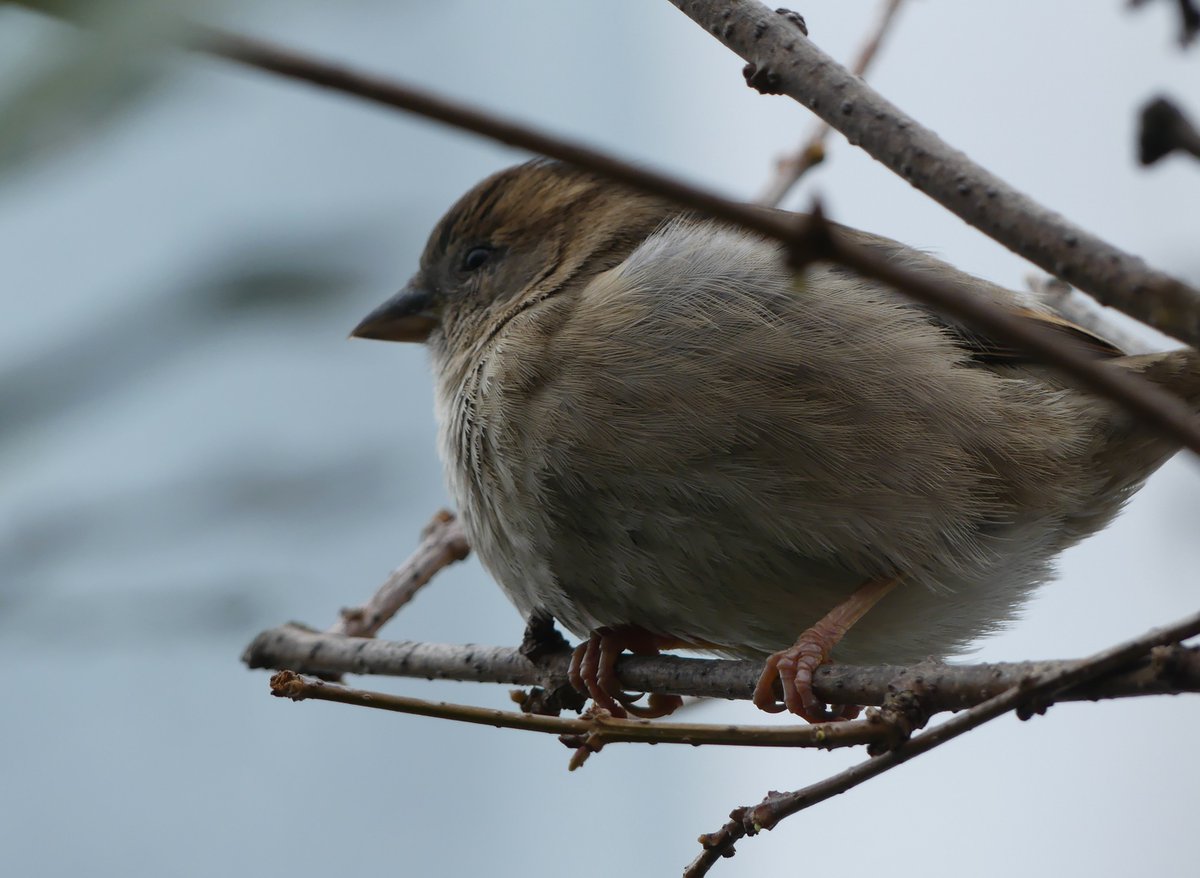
[{"left": 752, "top": 576, "right": 901, "bottom": 722}]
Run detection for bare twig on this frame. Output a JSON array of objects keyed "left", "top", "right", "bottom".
[
  {"left": 268, "top": 671, "right": 893, "bottom": 761},
  {"left": 1139, "top": 96, "right": 1200, "bottom": 165},
  {"left": 329, "top": 509, "right": 469, "bottom": 638},
  {"left": 668, "top": 0, "right": 1200, "bottom": 346},
  {"left": 243, "top": 623, "right": 1200, "bottom": 709},
  {"left": 685, "top": 609, "right": 1200, "bottom": 875},
  {"left": 21, "top": 6, "right": 1200, "bottom": 454},
  {"left": 757, "top": 0, "right": 906, "bottom": 207}
]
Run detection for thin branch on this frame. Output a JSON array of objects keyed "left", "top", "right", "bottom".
[
  {"left": 268, "top": 671, "right": 893, "bottom": 760},
  {"left": 668, "top": 0, "right": 1200, "bottom": 346},
  {"left": 685, "top": 609, "right": 1200, "bottom": 875},
  {"left": 243, "top": 623, "right": 1200, "bottom": 710},
  {"left": 758, "top": 0, "right": 906, "bottom": 207},
  {"left": 329, "top": 509, "right": 469, "bottom": 638},
  {"left": 22, "top": 6, "right": 1200, "bottom": 453},
  {"left": 188, "top": 27, "right": 1200, "bottom": 457}
]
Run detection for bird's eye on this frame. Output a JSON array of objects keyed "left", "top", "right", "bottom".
[{"left": 461, "top": 246, "right": 494, "bottom": 272}]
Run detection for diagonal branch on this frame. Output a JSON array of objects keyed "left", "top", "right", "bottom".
[
  {"left": 668, "top": 0, "right": 1200, "bottom": 346},
  {"left": 183, "top": 30, "right": 1200, "bottom": 457},
  {"left": 329, "top": 509, "right": 468, "bottom": 638},
  {"left": 805, "top": 212, "right": 1200, "bottom": 456},
  {"left": 20, "top": 5, "right": 1200, "bottom": 453},
  {"left": 684, "top": 608, "right": 1200, "bottom": 876}
]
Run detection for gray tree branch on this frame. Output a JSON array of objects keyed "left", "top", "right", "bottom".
[
  {"left": 668, "top": 0, "right": 1200, "bottom": 346},
  {"left": 243, "top": 622, "right": 1200, "bottom": 712}
]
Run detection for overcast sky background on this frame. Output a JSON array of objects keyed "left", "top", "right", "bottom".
[{"left": 2, "top": 2, "right": 1198, "bottom": 876}]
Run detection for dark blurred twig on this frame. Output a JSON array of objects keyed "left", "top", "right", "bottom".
[
  {"left": 1139, "top": 96, "right": 1200, "bottom": 165},
  {"left": 1129, "top": 0, "right": 1200, "bottom": 47}
]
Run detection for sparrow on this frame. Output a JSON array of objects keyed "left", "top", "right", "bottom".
[{"left": 352, "top": 159, "right": 1200, "bottom": 722}]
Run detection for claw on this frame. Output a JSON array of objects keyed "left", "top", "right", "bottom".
[
  {"left": 568, "top": 626, "right": 686, "bottom": 719},
  {"left": 753, "top": 576, "right": 900, "bottom": 722}
]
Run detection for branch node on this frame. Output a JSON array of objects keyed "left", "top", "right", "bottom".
[
  {"left": 561, "top": 727, "right": 606, "bottom": 771},
  {"left": 269, "top": 669, "right": 308, "bottom": 701},
  {"left": 865, "top": 676, "right": 935, "bottom": 755},
  {"left": 742, "top": 62, "right": 783, "bottom": 95},
  {"left": 511, "top": 684, "right": 586, "bottom": 717},
  {"left": 785, "top": 202, "right": 834, "bottom": 270},
  {"left": 685, "top": 808, "right": 750, "bottom": 878},
  {"left": 774, "top": 8, "right": 809, "bottom": 36},
  {"left": 519, "top": 609, "right": 572, "bottom": 660}
]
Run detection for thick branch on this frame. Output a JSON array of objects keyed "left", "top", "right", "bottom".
[
  {"left": 242, "top": 624, "right": 1200, "bottom": 711},
  {"left": 668, "top": 0, "right": 1200, "bottom": 346}
]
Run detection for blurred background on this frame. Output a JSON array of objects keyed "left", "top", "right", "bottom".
[{"left": 2, "top": 2, "right": 1198, "bottom": 876}]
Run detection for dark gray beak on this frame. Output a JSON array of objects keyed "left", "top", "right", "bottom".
[{"left": 350, "top": 279, "right": 438, "bottom": 343}]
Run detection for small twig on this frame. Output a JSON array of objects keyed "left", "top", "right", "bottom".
[
  {"left": 684, "top": 610, "right": 1200, "bottom": 875},
  {"left": 1138, "top": 96, "right": 1200, "bottom": 166},
  {"left": 329, "top": 509, "right": 469, "bottom": 638},
  {"left": 268, "top": 671, "right": 893, "bottom": 763},
  {"left": 757, "top": 0, "right": 906, "bottom": 207},
  {"left": 243, "top": 623, "right": 1200, "bottom": 708}
]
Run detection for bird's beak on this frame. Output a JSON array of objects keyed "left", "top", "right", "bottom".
[{"left": 350, "top": 279, "right": 439, "bottom": 343}]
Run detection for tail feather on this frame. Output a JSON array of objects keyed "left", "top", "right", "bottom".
[
  {"left": 1116, "top": 347, "right": 1200, "bottom": 409},
  {"left": 1053, "top": 347, "right": 1198, "bottom": 549}
]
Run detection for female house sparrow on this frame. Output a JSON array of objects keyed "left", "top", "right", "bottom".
[{"left": 352, "top": 161, "right": 1200, "bottom": 722}]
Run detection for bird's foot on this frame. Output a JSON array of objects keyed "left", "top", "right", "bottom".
[
  {"left": 568, "top": 626, "right": 685, "bottom": 719},
  {"left": 752, "top": 575, "right": 901, "bottom": 722},
  {"left": 752, "top": 628, "right": 861, "bottom": 722}
]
